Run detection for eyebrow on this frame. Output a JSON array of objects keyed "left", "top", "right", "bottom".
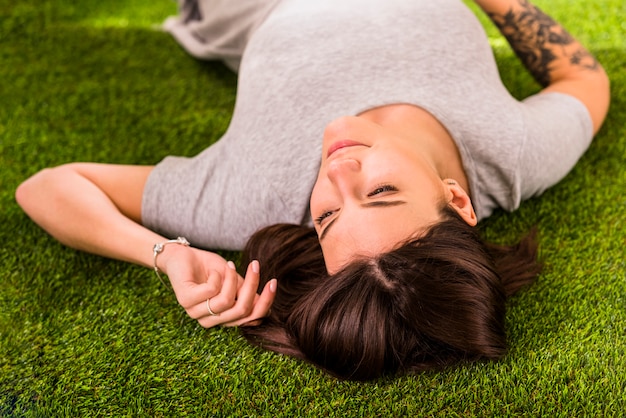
[{"left": 319, "top": 200, "right": 407, "bottom": 241}]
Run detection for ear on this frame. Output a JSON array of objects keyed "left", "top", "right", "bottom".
[{"left": 444, "top": 179, "right": 477, "bottom": 226}]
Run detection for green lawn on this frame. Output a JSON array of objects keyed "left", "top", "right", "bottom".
[{"left": 1, "top": 0, "right": 625, "bottom": 416}]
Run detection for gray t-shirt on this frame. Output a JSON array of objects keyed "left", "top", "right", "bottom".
[{"left": 143, "top": 0, "right": 593, "bottom": 250}]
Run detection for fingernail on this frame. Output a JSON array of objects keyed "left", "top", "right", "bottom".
[
  {"left": 227, "top": 261, "right": 236, "bottom": 270},
  {"left": 251, "top": 260, "right": 260, "bottom": 274},
  {"left": 269, "top": 279, "right": 277, "bottom": 293}
]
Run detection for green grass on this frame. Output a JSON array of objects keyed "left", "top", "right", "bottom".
[{"left": 1, "top": 0, "right": 625, "bottom": 416}]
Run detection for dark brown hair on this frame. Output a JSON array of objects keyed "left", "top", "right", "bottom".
[{"left": 240, "top": 206, "right": 541, "bottom": 381}]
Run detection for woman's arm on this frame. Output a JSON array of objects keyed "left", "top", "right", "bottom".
[
  {"left": 16, "top": 163, "right": 158, "bottom": 265},
  {"left": 15, "top": 163, "right": 275, "bottom": 327},
  {"left": 473, "top": 0, "right": 610, "bottom": 134}
]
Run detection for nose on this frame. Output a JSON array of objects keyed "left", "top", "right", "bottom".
[{"left": 327, "top": 158, "right": 361, "bottom": 192}]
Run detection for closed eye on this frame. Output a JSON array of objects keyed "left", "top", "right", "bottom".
[
  {"left": 367, "top": 184, "right": 398, "bottom": 197},
  {"left": 316, "top": 185, "right": 397, "bottom": 226},
  {"left": 315, "top": 210, "right": 336, "bottom": 225}
]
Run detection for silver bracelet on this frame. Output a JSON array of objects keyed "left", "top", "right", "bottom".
[{"left": 152, "top": 237, "right": 190, "bottom": 288}]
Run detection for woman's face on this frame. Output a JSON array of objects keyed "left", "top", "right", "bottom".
[{"left": 310, "top": 115, "right": 448, "bottom": 274}]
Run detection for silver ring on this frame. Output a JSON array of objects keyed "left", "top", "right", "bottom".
[{"left": 206, "top": 298, "right": 219, "bottom": 316}]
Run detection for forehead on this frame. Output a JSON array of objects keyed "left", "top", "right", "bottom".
[{"left": 320, "top": 203, "right": 436, "bottom": 273}]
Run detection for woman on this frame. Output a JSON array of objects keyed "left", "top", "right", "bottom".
[{"left": 15, "top": 0, "right": 609, "bottom": 380}]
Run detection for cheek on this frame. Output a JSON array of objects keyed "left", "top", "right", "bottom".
[
  {"left": 309, "top": 177, "right": 325, "bottom": 213},
  {"left": 309, "top": 174, "right": 339, "bottom": 217}
]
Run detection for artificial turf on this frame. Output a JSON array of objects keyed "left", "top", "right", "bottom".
[{"left": 1, "top": 0, "right": 625, "bottom": 416}]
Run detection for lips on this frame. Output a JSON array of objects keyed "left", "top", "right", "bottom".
[{"left": 327, "top": 140, "right": 365, "bottom": 158}]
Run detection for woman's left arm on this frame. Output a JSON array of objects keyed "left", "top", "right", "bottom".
[{"left": 473, "top": 0, "right": 610, "bottom": 134}]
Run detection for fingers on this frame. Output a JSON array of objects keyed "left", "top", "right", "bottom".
[
  {"left": 223, "top": 277, "right": 277, "bottom": 327},
  {"left": 201, "top": 261, "right": 239, "bottom": 314},
  {"left": 195, "top": 260, "right": 277, "bottom": 328},
  {"left": 183, "top": 262, "right": 236, "bottom": 320},
  {"left": 175, "top": 268, "right": 223, "bottom": 309}
]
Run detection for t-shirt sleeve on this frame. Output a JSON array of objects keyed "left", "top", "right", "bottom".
[
  {"left": 141, "top": 140, "right": 309, "bottom": 251},
  {"left": 517, "top": 92, "right": 594, "bottom": 201}
]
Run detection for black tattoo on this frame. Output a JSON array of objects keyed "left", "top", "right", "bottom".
[{"left": 488, "top": 0, "right": 599, "bottom": 86}]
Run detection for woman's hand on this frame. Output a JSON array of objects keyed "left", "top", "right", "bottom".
[
  {"left": 159, "top": 245, "right": 277, "bottom": 328},
  {"left": 16, "top": 163, "right": 277, "bottom": 329}
]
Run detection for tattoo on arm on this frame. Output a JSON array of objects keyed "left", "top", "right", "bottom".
[{"left": 488, "top": 0, "right": 599, "bottom": 86}]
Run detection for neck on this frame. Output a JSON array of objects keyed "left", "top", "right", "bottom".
[{"left": 358, "top": 104, "right": 471, "bottom": 196}]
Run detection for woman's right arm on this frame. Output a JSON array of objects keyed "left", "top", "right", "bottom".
[
  {"left": 16, "top": 163, "right": 161, "bottom": 265},
  {"left": 15, "top": 163, "right": 275, "bottom": 327},
  {"left": 472, "top": 0, "right": 610, "bottom": 134}
]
